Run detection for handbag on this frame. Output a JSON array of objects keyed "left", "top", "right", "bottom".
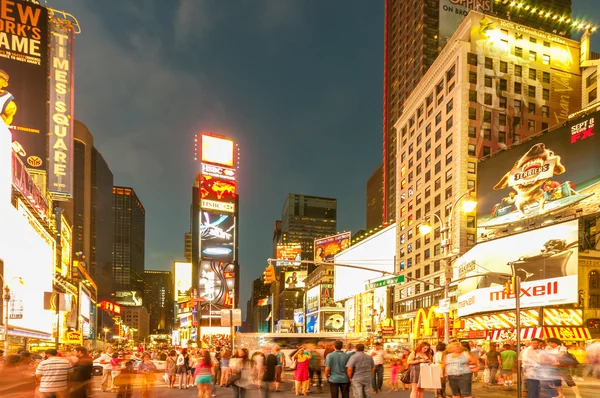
[
  {"left": 558, "top": 352, "right": 579, "bottom": 367},
  {"left": 418, "top": 363, "right": 442, "bottom": 389},
  {"left": 401, "top": 366, "right": 412, "bottom": 384},
  {"left": 162, "top": 373, "right": 169, "bottom": 384},
  {"left": 225, "top": 371, "right": 241, "bottom": 387}
]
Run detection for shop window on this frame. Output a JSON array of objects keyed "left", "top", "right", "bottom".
[{"left": 590, "top": 271, "right": 600, "bottom": 289}]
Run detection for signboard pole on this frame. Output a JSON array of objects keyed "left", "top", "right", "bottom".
[
  {"left": 230, "top": 309, "right": 234, "bottom": 352},
  {"left": 515, "top": 275, "right": 523, "bottom": 398}
]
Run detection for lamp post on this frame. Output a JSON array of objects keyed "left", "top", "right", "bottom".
[
  {"left": 0, "top": 276, "right": 24, "bottom": 356},
  {"left": 418, "top": 189, "right": 476, "bottom": 344}
]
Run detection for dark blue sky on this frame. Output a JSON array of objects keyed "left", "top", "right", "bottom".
[{"left": 48, "top": 0, "right": 600, "bottom": 310}]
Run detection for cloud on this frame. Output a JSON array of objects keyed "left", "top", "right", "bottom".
[{"left": 173, "top": 0, "right": 212, "bottom": 45}]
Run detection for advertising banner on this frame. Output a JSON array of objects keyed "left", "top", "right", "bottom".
[
  {"left": 199, "top": 261, "right": 235, "bottom": 307},
  {"left": 201, "top": 163, "right": 235, "bottom": 180},
  {"left": 79, "top": 290, "right": 91, "bottom": 321},
  {"left": 293, "top": 308, "right": 304, "bottom": 328},
  {"left": 306, "top": 313, "right": 318, "bottom": 333},
  {"left": 456, "top": 220, "right": 579, "bottom": 317},
  {"left": 314, "top": 232, "right": 351, "bottom": 263},
  {"left": 306, "top": 285, "right": 319, "bottom": 314},
  {"left": 48, "top": 16, "right": 74, "bottom": 198},
  {"left": 174, "top": 261, "right": 192, "bottom": 301},
  {"left": 320, "top": 283, "right": 341, "bottom": 309},
  {"left": 200, "top": 211, "right": 235, "bottom": 261},
  {"left": 0, "top": 0, "right": 49, "bottom": 170},
  {"left": 345, "top": 297, "right": 355, "bottom": 333},
  {"left": 276, "top": 244, "right": 302, "bottom": 266},
  {"left": 463, "top": 309, "right": 540, "bottom": 330},
  {"left": 284, "top": 270, "right": 307, "bottom": 290},
  {"left": 477, "top": 111, "right": 600, "bottom": 237},
  {"left": 373, "top": 287, "right": 387, "bottom": 329},
  {"left": 115, "top": 290, "right": 143, "bottom": 307},
  {"left": 322, "top": 311, "right": 345, "bottom": 332},
  {"left": 439, "top": 0, "right": 492, "bottom": 49},
  {"left": 543, "top": 308, "right": 583, "bottom": 326}
]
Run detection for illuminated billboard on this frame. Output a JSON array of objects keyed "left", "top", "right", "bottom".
[
  {"left": 48, "top": 16, "right": 74, "bottom": 198},
  {"left": 439, "top": 0, "right": 491, "bottom": 49},
  {"left": 284, "top": 270, "right": 307, "bottom": 290},
  {"left": 321, "top": 311, "right": 345, "bottom": 332},
  {"left": 456, "top": 220, "right": 579, "bottom": 317},
  {"left": 306, "top": 286, "right": 319, "bottom": 314},
  {"left": 477, "top": 111, "right": 600, "bottom": 237},
  {"left": 200, "top": 134, "right": 234, "bottom": 167},
  {"left": 200, "top": 211, "right": 235, "bottom": 261},
  {"left": 174, "top": 261, "right": 192, "bottom": 301},
  {"left": 314, "top": 232, "right": 351, "bottom": 263},
  {"left": 115, "top": 290, "right": 143, "bottom": 307},
  {"left": 80, "top": 290, "right": 91, "bottom": 321},
  {"left": 276, "top": 244, "right": 302, "bottom": 266},
  {"left": 199, "top": 261, "right": 235, "bottom": 308},
  {"left": 200, "top": 175, "right": 236, "bottom": 204},
  {"left": 202, "top": 163, "right": 236, "bottom": 181},
  {"left": 320, "top": 284, "right": 340, "bottom": 309},
  {"left": 306, "top": 313, "right": 318, "bottom": 333},
  {"left": 1, "top": 0, "right": 49, "bottom": 170}
]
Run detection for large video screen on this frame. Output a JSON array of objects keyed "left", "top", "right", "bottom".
[
  {"left": 201, "top": 134, "right": 234, "bottom": 167},
  {"left": 200, "top": 175, "right": 236, "bottom": 204},
  {"left": 200, "top": 211, "right": 235, "bottom": 261}
]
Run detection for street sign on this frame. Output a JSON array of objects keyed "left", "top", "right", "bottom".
[
  {"left": 365, "top": 275, "right": 405, "bottom": 290},
  {"left": 439, "top": 298, "right": 450, "bottom": 314}
]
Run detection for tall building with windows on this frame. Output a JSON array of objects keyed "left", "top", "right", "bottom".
[
  {"left": 144, "top": 270, "right": 174, "bottom": 333},
  {"left": 382, "top": 0, "right": 573, "bottom": 223},
  {"left": 113, "top": 186, "right": 145, "bottom": 298},
  {"left": 392, "top": 11, "right": 584, "bottom": 322},
  {"left": 366, "top": 164, "right": 384, "bottom": 230}
]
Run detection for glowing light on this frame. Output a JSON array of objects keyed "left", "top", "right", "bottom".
[
  {"left": 545, "top": 12, "right": 551, "bottom": 18},
  {"left": 517, "top": 3, "right": 523, "bottom": 8},
  {"left": 592, "top": 27, "right": 598, "bottom": 32},
  {"left": 552, "top": 15, "right": 558, "bottom": 20},
  {"left": 530, "top": 8, "right": 536, "bottom": 13},
  {"left": 524, "top": 5, "right": 530, "bottom": 10},
  {"left": 462, "top": 199, "right": 478, "bottom": 213},
  {"left": 510, "top": 1, "right": 516, "bottom": 6}
]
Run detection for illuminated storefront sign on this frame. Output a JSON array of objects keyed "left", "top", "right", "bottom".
[
  {"left": 200, "top": 211, "right": 235, "bottom": 261},
  {"left": 48, "top": 16, "right": 74, "bottom": 198},
  {"left": 99, "top": 301, "right": 121, "bottom": 315},
  {"left": 201, "top": 163, "right": 236, "bottom": 180},
  {"left": 200, "top": 134, "right": 235, "bottom": 167},
  {"left": 115, "top": 290, "right": 143, "bottom": 307}
]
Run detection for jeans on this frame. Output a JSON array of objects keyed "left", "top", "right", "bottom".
[
  {"left": 309, "top": 368, "right": 322, "bottom": 386},
  {"left": 233, "top": 385, "right": 247, "bottom": 398},
  {"left": 261, "top": 381, "right": 272, "bottom": 398},
  {"left": 448, "top": 374, "right": 472, "bottom": 397},
  {"left": 351, "top": 379, "right": 372, "bottom": 398},
  {"left": 371, "top": 364, "right": 383, "bottom": 392},
  {"left": 101, "top": 368, "right": 112, "bottom": 391},
  {"left": 488, "top": 364, "right": 499, "bottom": 385},
  {"left": 329, "top": 381, "right": 350, "bottom": 398}
]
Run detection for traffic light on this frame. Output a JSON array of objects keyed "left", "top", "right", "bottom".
[
  {"left": 263, "top": 265, "right": 276, "bottom": 284},
  {"left": 503, "top": 281, "right": 512, "bottom": 296}
]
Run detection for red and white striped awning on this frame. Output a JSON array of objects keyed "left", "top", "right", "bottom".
[
  {"left": 544, "top": 327, "right": 591, "bottom": 341},
  {"left": 488, "top": 328, "right": 543, "bottom": 341}
]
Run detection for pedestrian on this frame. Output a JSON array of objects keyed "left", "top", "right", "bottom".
[
  {"left": 545, "top": 337, "right": 583, "bottom": 398},
  {"left": 484, "top": 343, "right": 502, "bottom": 385},
  {"left": 166, "top": 349, "right": 178, "bottom": 388},
  {"left": 292, "top": 345, "right": 312, "bottom": 396},
  {"left": 177, "top": 348, "right": 190, "bottom": 389},
  {"left": 98, "top": 346, "right": 114, "bottom": 392},
  {"left": 388, "top": 358, "right": 401, "bottom": 392},
  {"left": 138, "top": 352, "right": 157, "bottom": 398},
  {"left": 69, "top": 346, "right": 93, "bottom": 398},
  {"left": 369, "top": 342, "right": 385, "bottom": 394},
  {"left": 345, "top": 343, "right": 355, "bottom": 357},
  {"left": 213, "top": 347, "right": 222, "bottom": 390},
  {"left": 189, "top": 350, "right": 199, "bottom": 388},
  {"left": 399, "top": 348, "right": 410, "bottom": 391},
  {"left": 586, "top": 339, "right": 600, "bottom": 378},
  {"left": 110, "top": 352, "right": 123, "bottom": 392},
  {"left": 309, "top": 346, "right": 323, "bottom": 393},
  {"left": 346, "top": 343, "right": 374, "bottom": 398},
  {"left": 568, "top": 343, "right": 588, "bottom": 380},
  {"left": 194, "top": 350, "right": 214, "bottom": 398},
  {"left": 113, "top": 359, "right": 135, "bottom": 398},
  {"left": 220, "top": 349, "right": 231, "bottom": 386},
  {"left": 433, "top": 342, "right": 447, "bottom": 398},
  {"left": 324, "top": 340, "right": 350, "bottom": 398},
  {"left": 35, "top": 348, "right": 72, "bottom": 398},
  {"left": 261, "top": 345, "right": 278, "bottom": 398},
  {"left": 407, "top": 342, "right": 432, "bottom": 398},
  {"left": 500, "top": 343, "right": 517, "bottom": 388},
  {"left": 522, "top": 338, "right": 558, "bottom": 398},
  {"left": 273, "top": 345, "right": 285, "bottom": 392},
  {"left": 444, "top": 342, "right": 478, "bottom": 398},
  {"left": 230, "top": 348, "right": 252, "bottom": 398},
  {"left": 253, "top": 349, "right": 266, "bottom": 388}
]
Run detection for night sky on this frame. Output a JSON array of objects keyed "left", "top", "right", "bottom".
[{"left": 48, "top": 0, "right": 600, "bottom": 313}]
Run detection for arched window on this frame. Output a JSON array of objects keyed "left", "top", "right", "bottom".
[{"left": 590, "top": 271, "right": 600, "bottom": 289}]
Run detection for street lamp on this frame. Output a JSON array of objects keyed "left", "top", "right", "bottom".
[
  {"left": 103, "top": 327, "right": 109, "bottom": 342},
  {"left": 0, "top": 276, "right": 24, "bottom": 356},
  {"left": 418, "top": 189, "right": 476, "bottom": 344}
]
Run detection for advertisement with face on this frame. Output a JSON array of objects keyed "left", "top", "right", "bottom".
[
  {"left": 1, "top": 0, "right": 49, "bottom": 170},
  {"left": 284, "top": 270, "right": 307, "bottom": 290},
  {"left": 276, "top": 244, "right": 302, "bottom": 266},
  {"left": 322, "top": 311, "right": 345, "bottom": 332},
  {"left": 456, "top": 220, "right": 579, "bottom": 317},
  {"left": 306, "top": 313, "right": 318, "bottom": 333},
  {"left": 306, "top": 285, "right": 319, "bottom": 314},
  {"left": 373, "top": 287, "right": 387, "bottom": 328},
  {"left": 174, "top": 261, "right": 192, "bottom": 301},
  {"left": 200, "top": 211, "right": 235, "bottom": 261},
  {"left": 439, "top": 0, "right": 492, "bottom": 49},
  {"left": 314, "top": 232, "right": 351, "bottom": 263},
  {"left": 477, "top": 111, "right": 600, "bottom": 237}
]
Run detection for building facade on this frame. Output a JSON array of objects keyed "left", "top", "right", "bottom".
[
  {"left": 144, "top": 270, "right": 174, "bottom": 334},
  {"left": 113, "top": 186, "right": 146, "bottom": 297},
  {"left": 366, "top": 164, "right": 384, "bottom": 230},
  {"left": 121, "top": 306, "right": 150, "bottom": 339}
]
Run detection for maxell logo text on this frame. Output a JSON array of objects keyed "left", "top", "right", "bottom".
[
  {"left": 458, "top": 296, "right": 475, "bottom": 308},
  {"left": 490, "top": 281, "right": 558, "bottom": 301}
]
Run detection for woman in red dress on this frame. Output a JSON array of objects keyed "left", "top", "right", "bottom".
[{"left": 292, "top": 346, "right": 312, "bottom": 396}]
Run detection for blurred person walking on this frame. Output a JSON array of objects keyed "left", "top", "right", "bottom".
[
  {"left": 194, "top": 350, "right": 214, "bottom": 398},
  {"left": 484, "top": 343, "right": 502, "bottom": 386},
  {"left": 220, "top": 349, "right": 232, "bottom": 387},
  {"left": 35, "top": 348, "right": 72, "bottom": 398},
  {"left": 261, "top": 345, "right": 278, "bottom": 398},
  {"left": 346, "top": 343, "right": 374, "bottom": 398},
  {"left": 586, "top": 339, "right": 600, "bottom": 378},
  {"left": 309, "top": 346, "right": 323, "bottom": 393},
  {"left": 98, "top": 346, "right": 114, "bottom": 392},
  {"left": 69, "top": 346, "right": 93, "bottom": 398},
  {"left": 444, "top": 342, "right": 478, "bottom": 398},
  {"left": 545, "top": 337, "right": 582, "bottom": 398},
  {"left": 499, "top": 343, "right": 517, "bottom": 388},
  {"left": 138, "top": 352, "right": 158, "bottom": 398},
  {"left": 293, "top": 345, "right": 312, "bottom": 396},
  {"left": 188, "top": 350, "right": 199, "bottom": 388},
  {"left": 230, "top": 348, "right": 252, "bottom": 398},
  {"left": 568, "top": 344, "right": 587, "bottom": 380},
  {"left": 166, "top": 350, "right": 178, "bottom": 388},
  {"left": 433, "top": 342, "right": 447, "bottom": 398},
  {"left": 370, "top": 342, "right": 385, "bottom": 394},
  {"left": 406, "top": 342, "right": 432, "bottom": 398},
  {"left": 273, "top": 345, "right": 285, "bottom": 392},
  {"left": 325, "top": 340, "right": 350, "bottom": 398},
  {"left": 176, "top": 348, "right": 190, "bottom": 389}
]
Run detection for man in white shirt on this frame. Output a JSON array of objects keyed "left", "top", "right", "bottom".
[
  {"left": 369, "top": 343, "right": 385, "bottom": 393},
  {"left": 98, "top": 346, "right": 114, "bottom": 392},
  {"left": 35, "top": 349, "right": 72, "bottom": 398},
  {"left": 546, "top": 338, "right": 582, "bottom": 398}
]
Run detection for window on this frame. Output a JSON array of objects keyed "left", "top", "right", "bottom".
[
  {"left": 435, "top": 145, "right": 442, "bottom": 158},
  {"left": 485, "top": 57, "right": 493, "bottom": 69},
  {"left": 529, "top": 51, "right": 537, "bottom": 61},
  {"left": 467, "top": 179, "right": 475, "bottom": 191},
  {"left": 499, "top": 96, "right": 507, "bottom": 108},
  {"left": 425, "top": 187, "right": 431, "bottom": 199},
  {"left": 409, "top": 143, "right": 413, "bottom": 154},
  {"left": 467, "top": 215, "right": 475, "bottom": 228},
  {"left": 436, "top": 112, "right": 442, "bottom": 125},
  {"left": 587, "top": 71, "right": 598, "bottom": 87},
  {"left": 542, "top": 122, "right": 549, "bottom": 131},
  {"left": 499, "top": 113, "right": 507, "bottom": 126},
  {"left": 445, "top": 186, "right": 452, "bottom": 199},
  {"left": 468, "top": 126, "right": 477, "bottom": 138},
  {"left": 483, "top": 146, "right": 491, "bottom": 156},
  {"left": 469, "top": 107, "right": 477, "bottom": 120},
  {"left": 542, "top": 54, "right": 550, "bottom": 65},
  {"left": 484, "top": 76, "right": 492, "bottom": 88},
  {"left": 469, "top": 71, "right": 477, "bottom": 84},
  {"left": 424, "top": 265, "right": 430, "bottom": 276},
  {"left": 425, "top": 154, "right": 431, "bottom": 167},
  {"left": 543, "top": 72, "right": 550, "bottom": 84},
  {"left": 528, "top": 102, "right": 536, "bottom": 114},
  {"left": 434, "top": 195, "right": 441, "bottom": 206},
  {"left": 529, "top": 68, "right": 537, "bottom": 79},
  {"left": 528, "top": 85, "right": 536, "bottom": 98},
  {"left": 447, "top": 64, "right": 456, "bottom": 80},
  {"left": 469, "top": 90, "right": 477, "bottom": 102},
  {"left": 528, "top": 119, "right": 535, "bottom": 131},
  {"left": 446, "top": 116, "right": 453, "bottom": 130},
  {"left": 435, "top": 129, "right": 442, "bottom": 142},
  {"left": 434, "top": 262, "right": 441, "bottom": 273},
  {"left": 436, "top": 80, "right": 444, "bottom": 95},
  {"left": 499, "top": 79, "right": 507, "bottom": 91},
  {"left": 529, "top": 37, "right": 537, "bottom": 44},
  {"left": 514, "top": 82, "right": 522, "bottom": 94},
  {"left": 542, "top": 105, "right": 549, "bottom": 118},
  {"left": 467, "top": 233, "right": 475, "bottom": 246},
  {"left": 445, "top": 168, "right": 452, "bottom": 182},
  {"left": 434, "top": 178, "right": 441, "bottom": 191},
  {"left": 591, "top": 271, "right": 600, "bottom": 289},
  {"left": 445, "top": 151, "right": 452, "bottom": 165},
  {"left": 515, "top": 64, "right": 522, "bottom": 77},
  {"left": 515, "top": 47, "right": 523, "bottom": 58},
  {"left": 500, "top": 61, "right": 507, "bottom": 73},
  {"left": 425, "top": 139, "right": 431, "bottom": 151},
  {"left": 543, "top": 88, "right": 549, "bottom": 100},
  {"left": 467, "top": 52, "right": 477, "bottom": 65},
  {"left": 515, "top": 100, "right": 522, "bottom": 111},
  {"left": 484, "top": 93, "right": 492, "bottom": 105},
  {"left": 499, "top": 131, "right": 506, "bottom": 143},
  {"left": 590, "top": 88, "right": 598, "bottom": 103},
  {"left": 446, "top": 99, "right": 453, "bottom": 113},
  {"left": 407, "top": 258, "right": 412, "bottom": 268},
  {"left": 435, "top": 161, "right": 441, "bottom": 174},
  {"left": 467, "top": 162, "right": 476, "bottom": 174},
  {"left": 446, "top": 134, "right": 453, "bottom": 148},
  {"left": 468, "top": 144, "right": 476, "bottom": 156},
  {"left": 483, "top": 111, "right": 491, "bottom": 123}
]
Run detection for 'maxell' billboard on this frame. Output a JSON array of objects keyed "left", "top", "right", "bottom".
[
  {"left": 477, "top": 110, "right": 600, "bottom": 237},
  {"left": 0, "top": 0, "right": 49, "bottom": 170},
  {"left": 456, "top": 220, "right": 579, "bottom": 317}
]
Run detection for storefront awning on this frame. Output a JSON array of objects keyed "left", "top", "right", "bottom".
[
  {"left": 488, "top": 327, "right": 543, "bottom": 341},
  {"left": 488, "top": 327, "right": 592, "bottom": 341},
  {"left": 544, "top": 327, "right": 591, "bottom": 341}
]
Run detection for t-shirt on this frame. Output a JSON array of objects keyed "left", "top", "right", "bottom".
[
  {"left": 263, "top": 354, "right": 278, "bottom": 382},
  {"left": 324, "top": 350, "right": 350, "bottom": 383},
  {"left": 486, "top": 350, "right": 500, "bottom": 366},
  {"left": 99, "top": 353, "right": 112, "bottom": 370},
  {"left": 276, "top": 352, "right": 284, "bottom": 366},
  {"left": 500, "top": 350, "right": 517, "bottom": 370},
  {"left": 370, "top": 349, "right": 385, "bottom": 366},
  {"left": 35, "top": 356, "right": 72, "bottom": 393},
  {"left": 346, "top": 352, "right": 374, "bottom": 384}
]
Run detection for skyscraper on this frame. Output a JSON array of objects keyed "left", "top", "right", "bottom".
[
  {"left": 113, "top": 186, "right": 145, "bottom": 299},
  {"left": 381, "top": 0, "right": 573, "bottom": 222},
  {"left": 144, "top": 270, "right": 174, "bottom": 333},
  {"left": 366, "top": 164, "right": 384, "bottom": 230}
]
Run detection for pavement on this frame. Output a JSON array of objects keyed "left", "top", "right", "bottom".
[{"left": 90, "top": 371, "right": 600, "bottom": 397}]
